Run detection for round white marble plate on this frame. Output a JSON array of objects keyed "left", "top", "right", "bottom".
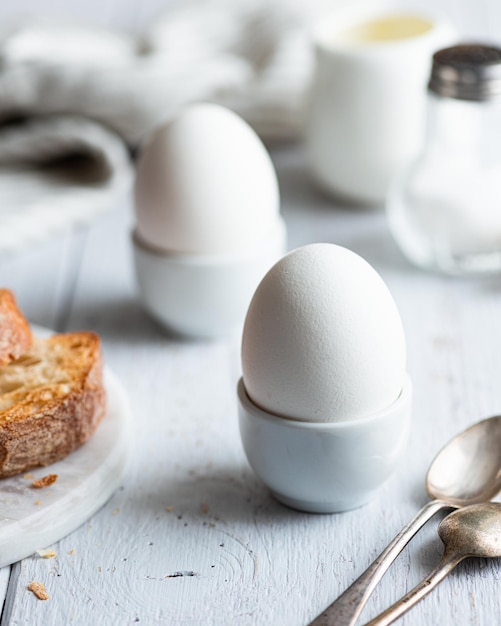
[{"left": 0, "top": 327, "right": 132, "bottom": 568}]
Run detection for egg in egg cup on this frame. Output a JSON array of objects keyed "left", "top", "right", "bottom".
[{"left": 238, "top": 243, "right": 412, "bottom": 513}]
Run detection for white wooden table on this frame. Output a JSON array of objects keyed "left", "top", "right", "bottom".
[{"left": 0, "top": 143, "right": 500, "bottom": 625}]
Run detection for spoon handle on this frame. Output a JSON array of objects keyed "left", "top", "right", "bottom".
[
  {"left": 362, "top": 550, "right": 464, "bottom": 626},
  {"left": 308, "top": 499, "right": 450, "bottom": 626}
]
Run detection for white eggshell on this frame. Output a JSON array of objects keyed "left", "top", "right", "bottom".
[
  {"left": 241, "top": 243, "right": 406, "bottom": 423},
  {"left": 134, "top": 103, "right": 280, "bottom": 255}
]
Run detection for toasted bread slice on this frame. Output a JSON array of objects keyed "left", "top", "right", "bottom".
[
  {"left": 0, "top": 289, "right": 32, "bottom": 366},
  {"left": 0, "top": 332, "right": 106, "bottom": 478}
]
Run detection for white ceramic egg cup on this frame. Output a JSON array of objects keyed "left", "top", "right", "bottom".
[
  {"left": 238, "top": 376, "right": 412, "bottom": 513},
  {"left": 133, "top": 221, "right": 286, "bottom": 338}
]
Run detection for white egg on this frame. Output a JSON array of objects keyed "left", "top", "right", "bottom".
[
  {"left": 134, "top": 103, "right": 280, "bottom": 255},
  {"left": 241, "top": 243, "right": 406, "bottom": 423}
]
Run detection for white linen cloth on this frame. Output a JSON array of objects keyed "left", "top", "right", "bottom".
[{"left": 0, "top": 0, "right": 318, "bottom": 253}]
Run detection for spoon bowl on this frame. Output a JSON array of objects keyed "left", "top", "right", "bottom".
[
  {"left": 426, "top": 415, "right": 501, "bottom": 505},
  {"left": 439, "top": 502, "right": 501, "bottom": 558}
]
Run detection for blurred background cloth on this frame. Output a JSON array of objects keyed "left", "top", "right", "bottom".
[
  {"left": 0, "top": 0, "right": 315, "bottom": 253},
  {"left": 1, "top": 0, "right": 500, "bottom": 254}
]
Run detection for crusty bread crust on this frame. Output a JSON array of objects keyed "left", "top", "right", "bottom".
[
  {"left": 0, "top": 332, "right": 106, "bottom": 478},
  {"left": 0, "top": 289, "right": 32, "bottom": 366}
]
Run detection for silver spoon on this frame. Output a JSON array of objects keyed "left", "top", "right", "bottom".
[
  {"left": 309, "top": 414, "right": 501, "bottom": 626},
  {"left": 364, "top": 502, "right": 501, "bottom": 626}
]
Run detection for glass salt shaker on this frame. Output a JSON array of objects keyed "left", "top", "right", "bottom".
[{"left": 387, "top": 44, "right": 501, "bottom": 274}]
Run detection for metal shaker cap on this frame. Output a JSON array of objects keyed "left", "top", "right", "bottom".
[{"left": 428, "top": 44, "right": 501, "bottom": 101}]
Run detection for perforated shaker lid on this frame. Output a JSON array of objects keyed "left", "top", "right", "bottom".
[{"left": 428, "top": 44, "right": 501, "bottom": 101}]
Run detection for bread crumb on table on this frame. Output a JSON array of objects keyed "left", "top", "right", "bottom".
[
  {"left": 32, "top": 474, "right": 58, "bottom": 489},
  {"left": 36, "top": 549, "right": 57, "bottom": 559},
  {"left": 28, "top": 581, "right": 49, "bottom": 600}
]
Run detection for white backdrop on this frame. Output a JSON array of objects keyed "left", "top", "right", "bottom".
[{"left": 0, "top": 0, "right": 499, "bottom": 40}]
